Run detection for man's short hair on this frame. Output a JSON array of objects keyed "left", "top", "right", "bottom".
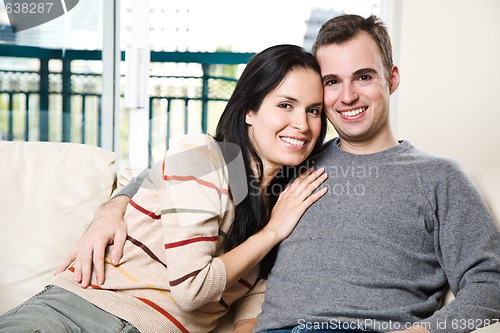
[{"left": 312, "top": 14, "right": 393, "bottom": 78}]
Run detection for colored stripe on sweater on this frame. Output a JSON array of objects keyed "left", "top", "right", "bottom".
[
  {"left": 164, "top": 236, "right": 218, "bottom": 249},
  {"left": 127, "top": 235, "right": 167, "bottom": 268},
  {"left": 163, "top": 174, "right": 229, "bottom": 196},
  {"left": 218, "top": 229, "right": 227, "bottom": 239},
  {"left": 177, "top": 142, "right": 222, "bottom": 165},
  {"left": 161, "top": 208, "right": 219, "bottom": 217},
  {"left": 75, "top": 267, "right": 184, "bottom": 331},
  {"left": 103, "top": 258, "right": 176, "bottom": 302},
  {"left": 219, "top": 298, "right": 229, "bottom": 309},
  {"left": 169, "top": 269, "right": 202, "bottom": 287},
  {"left": 129, "top": 199, "right": 161, "bottom": 220},
  {"left": 238, "top": 278, "right": 253, "bottom": 290},
  {"left": 108, "top": 259, "right": 139, "bottom": 283},
  {"left": 136, "top": 297, "right": 189, "bottom": 333}
]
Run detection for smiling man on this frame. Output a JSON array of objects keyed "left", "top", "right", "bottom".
[
  {"left": 317, "top": 31, "right": 399, "bottom": 154},
  {"left": 253, "top": 14, "right": 500, "bottom": 333}
]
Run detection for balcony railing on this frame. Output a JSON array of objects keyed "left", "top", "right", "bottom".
[{"left": 0, "top": 44, "right": 255, "bottom": 165}]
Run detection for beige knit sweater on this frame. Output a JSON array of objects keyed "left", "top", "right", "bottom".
[{"left": 53, "top": 134, "right": 266, "bottom": 333}]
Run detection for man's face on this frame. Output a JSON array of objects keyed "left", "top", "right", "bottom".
[{"left": 316, "top": 32, "right": 399, "bottom": 147}]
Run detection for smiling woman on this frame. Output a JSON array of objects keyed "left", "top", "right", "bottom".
[{"left": 0, "top": 44, "right": 329, "bottom": 333}]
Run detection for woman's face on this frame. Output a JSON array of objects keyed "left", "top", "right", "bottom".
[{"left": 245, "top": 67, "right": 323, "bottom": 173}]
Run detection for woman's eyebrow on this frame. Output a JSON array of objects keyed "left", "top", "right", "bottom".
[{"left": 277, "top": 95, "right": 298, "bottom": 101}]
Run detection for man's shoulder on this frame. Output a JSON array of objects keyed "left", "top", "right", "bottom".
[
  {"left": 397, "top": 142, "right": 472, "bottom": 190},
  {"left": 402, "top": 141, "right": 464, "bottom": 172}
]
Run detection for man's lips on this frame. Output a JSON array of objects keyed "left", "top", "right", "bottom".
[
  {"left": 337, "top": 107, "right": 368, "bottom": 121},
  {"left": 338, "top": 107, "right": 367, "bottom": 117}
]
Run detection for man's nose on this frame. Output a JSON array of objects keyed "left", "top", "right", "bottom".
[{"left": 341, "top": 83, "right": 359, "bottom": 104}]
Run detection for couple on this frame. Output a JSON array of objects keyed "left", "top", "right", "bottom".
[{"left": 2, "top": 14, "right": 500, "bottom": 333}]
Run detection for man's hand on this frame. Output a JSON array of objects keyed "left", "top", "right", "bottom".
[
  {"left": 388, "top": 325, "right": 431, "bottom": 333},
  {"left": 54, "top": 195, "right": 130, "bottom": 287}
]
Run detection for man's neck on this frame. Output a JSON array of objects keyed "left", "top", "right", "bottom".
[{"left": 338, "top": 132, "right": 399, "bottom": 155}]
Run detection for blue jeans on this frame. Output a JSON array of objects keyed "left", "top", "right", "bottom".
[
  {"left": 263, "top": 323, "right": 378, "bottom": 333},
  {"left": 0, "top": 285, "right": 140, "bottom": 333}
]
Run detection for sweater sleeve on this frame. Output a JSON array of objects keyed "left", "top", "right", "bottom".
[
  {"left": 422, "top": 160, "right": 500, "bottom": 333},
  {"left": 232, "top": 278, "right": 267, "bottom": 324},
  {"left": 112, "top": 168, "right": 150, "bottom": 198},
  {"left": 160, "top": 134, "right": 230, "bottom": 311}
]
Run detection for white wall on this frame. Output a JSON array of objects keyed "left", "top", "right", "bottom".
[{"left": 389, "top": 0, "right": 500, "bottom": 169}]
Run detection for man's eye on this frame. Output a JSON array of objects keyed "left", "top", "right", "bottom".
[
  {"left": 359, "top": 75, "right": 371, "bottom": 81},
  {"left": 324, "top": 80, "right": 337, "bottom": 86}
]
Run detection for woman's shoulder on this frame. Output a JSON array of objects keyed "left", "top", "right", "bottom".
[
  {"left": 170, "top": 134, "right": 217, "bottom": 150},
  {"left": 166, "top": 134, "right": 220, "bottom": 157},
  {"left": 164, "top": 134, "right": 224, "bottom": 172}
]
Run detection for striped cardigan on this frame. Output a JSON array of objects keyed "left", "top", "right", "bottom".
[{"left": 53, "top": 134, "right": 266, "bottom": 333}]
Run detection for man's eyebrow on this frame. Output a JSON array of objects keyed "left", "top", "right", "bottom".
[
  {"left": 321, "top": 74, "right": 338, "bottom": 82},
  {"left": 321, "top": 68, "right": 379, "bottom": 83},
  {"left": 353, "top": 68, "right": 379, "bottom": 76}
]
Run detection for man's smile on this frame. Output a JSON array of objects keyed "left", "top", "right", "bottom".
[{"left": 338, "top": 107, "right": 367, "bottom": 118}]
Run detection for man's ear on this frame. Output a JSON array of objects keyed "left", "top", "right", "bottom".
[{"left": 389, "top": 65, "right": 400, "bottom": 94}]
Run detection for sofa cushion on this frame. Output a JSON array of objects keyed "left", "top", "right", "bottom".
[{"left": 0, "top": 141, "right": 116, "bottom": 313}]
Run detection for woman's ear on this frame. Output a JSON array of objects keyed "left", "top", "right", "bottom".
[{"left": 245, "top": 110, "right": 253, "bottom": 125}]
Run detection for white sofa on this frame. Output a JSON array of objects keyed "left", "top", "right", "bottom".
[{"left": 0, "top": 141, "right": 498, "bottom": 332}]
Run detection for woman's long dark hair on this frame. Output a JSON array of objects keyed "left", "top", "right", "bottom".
[{"left": 215, "top": 44, "right": 327, "bottom": 277}]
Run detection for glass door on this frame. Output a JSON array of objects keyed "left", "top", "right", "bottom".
[{"left": 0, "top": 0, "right": 120, "bottom": 149}]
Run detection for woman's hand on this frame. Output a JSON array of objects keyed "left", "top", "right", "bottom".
[
  {"left": 54, "top": 195, "right": 130, "bottom": 287},
  {"left": 219, "top": 168, "right": 327, "bottom": 289},
  {"left": 264, "top": 167, "right": 328, "bottom": 241}
]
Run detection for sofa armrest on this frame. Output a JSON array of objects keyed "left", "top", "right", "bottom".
[{"left": 0, "top": 141, "right": 116, "bottom": 313}]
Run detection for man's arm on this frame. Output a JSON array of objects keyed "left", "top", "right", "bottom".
[
  {"left": 55, "top": 169, "right": 150, "bottom": 287},
  {"left": 114, "top": 168, "right": 150, "bottom": 198},
  {"left": 422, "top": 161, "right": 500, "bottom": 332}
]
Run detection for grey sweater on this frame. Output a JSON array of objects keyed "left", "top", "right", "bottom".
[{"left": 253, "top": 139, "right": 500, "bottom": 333}]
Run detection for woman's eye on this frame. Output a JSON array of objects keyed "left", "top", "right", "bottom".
[
  {"left": 308, "top": 108, "right": 321, "bottom": 115},
  {"left": 279, "top": 103, "right": 292, "bottom": 109}
]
